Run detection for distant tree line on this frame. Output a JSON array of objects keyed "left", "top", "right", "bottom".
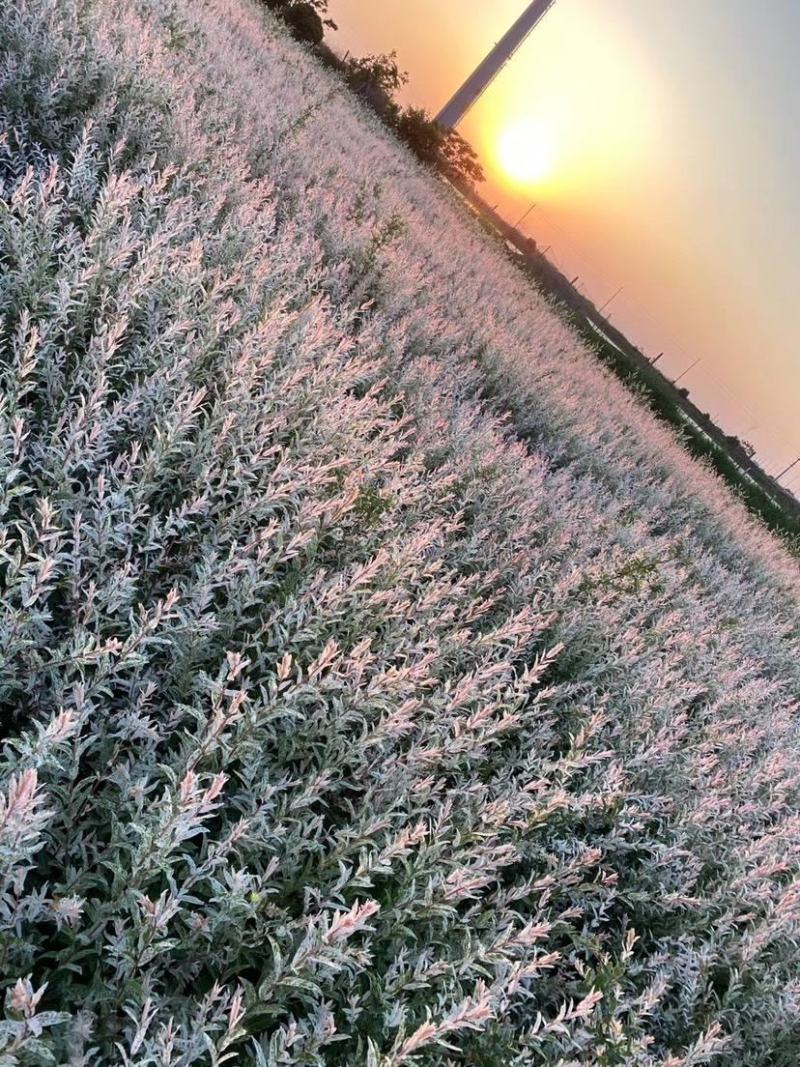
[{"left": 259, "top": 0, "right": 485, "bottom": 185}]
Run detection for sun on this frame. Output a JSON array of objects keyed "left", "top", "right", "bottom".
[{"left": 497, "top": 118, "right": 554, "bottom": 185}]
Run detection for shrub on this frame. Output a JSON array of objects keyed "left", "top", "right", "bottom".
[
  {"left": 261, "top": 0, "right": 331, "bottom": 44},
  {"left": 0, "top": 0, "right": 798, "bottom": 1064},
  {"left": 282, "top": 3, "right": 324, "bottom": 46}
]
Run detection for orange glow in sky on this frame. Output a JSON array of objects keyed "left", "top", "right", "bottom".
[{"left": 327, "top": 0, "right": 800, "bottom": 479}]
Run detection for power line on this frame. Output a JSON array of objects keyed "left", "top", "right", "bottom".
[
  {"left": 515, "top": 201, "right": 537, "bottom": 228},
  {"left": 673, "top": 358, "right": 702, "bottom": 386},
  {"left": 776, "top": 455, "right": 800, "bottom": 481},
  {"left": 598, "top": 286, "right": 624, "bottom": 314}
]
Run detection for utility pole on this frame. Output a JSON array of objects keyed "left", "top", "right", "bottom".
[
  {"left": 436, "top": 1, "right": 557, "bottom": 128},
  {"left": 776, "top": 455, "right": 800, "bottom": 481},
  {"left": 515, "top": 202, "right": 537, "bottom": 228},
  {"left": 598, "top": 287, "right": 623, "bottom": 314},
  {"left": 673, "top": 358, "right": 701, "bottom": 386},
  {"left": 651, "top": 352, "right": 664, "bottom": 365}
]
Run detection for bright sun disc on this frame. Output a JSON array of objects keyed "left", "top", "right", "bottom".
[{"left": 497, "top": 119, "right": 554, "bottom": 184}]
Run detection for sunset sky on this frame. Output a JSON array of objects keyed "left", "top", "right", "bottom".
[{"left": 328, "top": 0, "right": 800, "bottom": 484}]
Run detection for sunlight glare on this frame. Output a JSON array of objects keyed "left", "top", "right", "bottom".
[{"left": 497, "top": 118, "right": 554, "bottom": 185}]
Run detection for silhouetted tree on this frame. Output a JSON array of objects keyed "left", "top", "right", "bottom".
[
  {"left": 438, "top": 126, "right": 485, "bottom": 185},
  {"left": 394, "top": 107, "right": 441, "bottom": 166},
  {"left": 341, "top": 53, "right": 406, "bottom": 122},
  {"left": 283, "top": 4, "right": 324, "bottom": 44},
  {"left": 261, "top": 0, "right": 336, "bottom": 41},
  {"left": 725, "top": 435, "right": 756, "bottom": 459},
  {"left": 345, "top": 51, "right": 407, "bottom": 98},
  {"left": 395, "top": 108, "right": 485, "bottom": 186}
]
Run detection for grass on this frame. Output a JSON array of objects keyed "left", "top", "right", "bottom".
[{"left": 0, "top": 0, "right": 798, "bottom": 1063}]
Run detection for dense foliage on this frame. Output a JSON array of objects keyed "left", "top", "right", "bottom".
[
  {"left": 1, "top": 1, "right": 798, "bottom": 1064},
  {"left": 261, "top": 1, "right": 484, "bottom": 185},
  {"left": 264, "top": 0, "right": 327, "bottom": 46}
]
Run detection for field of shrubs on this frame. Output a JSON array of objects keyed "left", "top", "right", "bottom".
[{"left": 1, "top": 0, "right": 799, "bottom": 1063}]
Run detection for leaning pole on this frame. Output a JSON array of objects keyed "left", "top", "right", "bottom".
[{"left": 436, "top": 0, "right": 557, "bottom": 128}]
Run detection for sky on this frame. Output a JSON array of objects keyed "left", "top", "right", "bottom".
[{"left": 327, "top": 0, "right": 800, "bottom": 485}]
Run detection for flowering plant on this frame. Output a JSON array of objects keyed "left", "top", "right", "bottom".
[{"left": 0, "top": 1, "right": 798, "bottom": 1063}]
